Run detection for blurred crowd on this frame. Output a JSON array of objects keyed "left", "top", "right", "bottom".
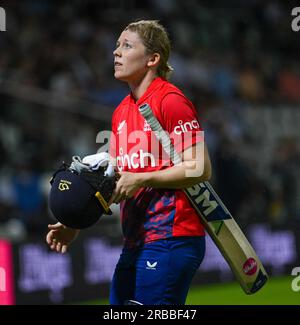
[{"left": 0, "top": 0, "right": 300, "bottom": 241}]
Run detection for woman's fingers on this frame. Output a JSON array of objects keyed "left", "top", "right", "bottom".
[
  {"left": 112, "top": 193, "right": 126, "bottom": 204},
  {"left": 109, "top": 187, "right": 128, "bottom": 205},
  {"left": 46, "top": 225, "right": 70, "bottom": 254},
  {"left": 47, "top": 230, "right": 59, "bottom": 245},
  {"left": 46, "top": 231, "right": 53, "bottom": 245},
  {"left": 48, "top": 223, "right": 62, "bottom": 230},
  {"left": 50, "top": 242, "right": 56, "bottom": 250},
  {"left": 115, "top": 171, "right": 121, "bottom": 180},
  {"left": 56, "top": 242, "right": 62, "bottom": 253},
  {"left": 109, "top": 191, "right": 124, "bottom": 205},
  {"left": 48, "top": 231, "right": 59, "bottom": 251},
  {"left": 49, "top": 240, "right": 66, "bottom": 254}
]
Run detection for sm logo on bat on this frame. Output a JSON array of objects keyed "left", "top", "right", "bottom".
[{"left": 187, "top": 184, "right": 219, "bottom": 216}]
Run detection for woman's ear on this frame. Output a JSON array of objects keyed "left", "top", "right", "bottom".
[{"left": 147, "top": 53, "right": 160, "bottom": 68}]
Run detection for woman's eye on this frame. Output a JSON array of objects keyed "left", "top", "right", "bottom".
[{"left": 115, "top": 42, "right": 131, "bottom": 50}]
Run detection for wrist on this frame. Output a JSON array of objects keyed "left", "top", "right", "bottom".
[{"left": 137, "top": 172, "right": 151, "bottom": 187}]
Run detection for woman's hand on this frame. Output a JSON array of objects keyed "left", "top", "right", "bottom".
[
  {"left": 46, "top": 222, "right": 80, "bottom": 254},
  {"left": 109, "top": 171, "right": 144, "bottom": 205}
]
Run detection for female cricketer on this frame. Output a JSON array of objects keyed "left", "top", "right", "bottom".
[
  {"left": 46, "top": 20, "right": 212, "bottom": 305},
  {"left": 108, "top": 20, "right": 211, "bottom": 305}
]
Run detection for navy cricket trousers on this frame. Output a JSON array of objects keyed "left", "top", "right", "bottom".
[{"left": 109, "top": 236, "right": 206, "bottom": 305}]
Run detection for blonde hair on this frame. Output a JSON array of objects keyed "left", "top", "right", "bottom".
[{"left": 124, "top": 20, "right": 173, "bottom": 80}]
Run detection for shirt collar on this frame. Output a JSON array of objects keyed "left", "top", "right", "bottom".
[{"left": 129, "top": 77, "right": 165, "bottom": 105}]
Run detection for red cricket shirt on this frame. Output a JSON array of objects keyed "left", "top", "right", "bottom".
[{"left": 110, "top": 77, "right": 205, "bottom": 247}]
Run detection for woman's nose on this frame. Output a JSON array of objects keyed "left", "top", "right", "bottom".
[{"left": 113, "top": 47, "right": 121, "bottom": 57}]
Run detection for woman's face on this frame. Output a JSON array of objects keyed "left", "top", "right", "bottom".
[{"left": 113, "top": 30, "right": 151, "bottom": 83}]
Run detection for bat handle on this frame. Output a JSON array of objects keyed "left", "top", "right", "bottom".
[{"left": 139, "top": 103, "right": 182, "bottom": 165}]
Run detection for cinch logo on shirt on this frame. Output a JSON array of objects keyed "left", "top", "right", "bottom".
[
  {"left": 116, "top": 148, "right": 156, "bottom": 171},
  {"left": 174, "top": 120, "right": 200, "bottom": 135}
]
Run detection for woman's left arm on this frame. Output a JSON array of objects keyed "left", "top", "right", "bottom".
[
  {"left": 141, "top": 141, "right": 211, "bottom": 188},
  {"left": 109, "top": 142, "right": 212, "bottom": 204}
]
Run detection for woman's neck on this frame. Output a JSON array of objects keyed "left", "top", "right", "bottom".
[{"left": 129, "top": 72, "right": 158, "bottom": 101}]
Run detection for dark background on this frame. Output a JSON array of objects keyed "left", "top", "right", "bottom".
[{"left": 0, "top": 0, "right": 300, "bottom": 304}]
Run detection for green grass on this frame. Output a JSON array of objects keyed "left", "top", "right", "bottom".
[
  {"left": 81, "top": 276, "right": 300, "bottom": 305},
  {"left": 186, "top": 276, "right": 299, "bottom": 305}
]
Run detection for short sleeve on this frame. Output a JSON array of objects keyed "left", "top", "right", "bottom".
[{"left": 161, "top": 93, "right": 203, "bottom": 153}]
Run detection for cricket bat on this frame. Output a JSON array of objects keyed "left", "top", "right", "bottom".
[{"left": 139, "top": 103, "right": 268, "bottom": 294}]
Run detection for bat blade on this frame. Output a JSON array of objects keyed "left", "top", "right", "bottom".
[
  {"left": 139, "top": 103, "right": 268, "bottom": 294},
  {"left": 186, "top": 183, "right": 268, "bottom": 294}
]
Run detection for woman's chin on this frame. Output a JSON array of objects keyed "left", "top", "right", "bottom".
[{"left": 114, "top": 73, "right": 128, "bottom": 82}]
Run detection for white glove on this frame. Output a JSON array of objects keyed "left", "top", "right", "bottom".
[{"left": 82, "top": 152, "right": 115, "bottom": 177}]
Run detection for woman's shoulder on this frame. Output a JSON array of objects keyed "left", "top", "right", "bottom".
[
  {"left": 160, "top": 79, "right": 186, "bottom": 98},
  {"left": 158, "top": 81, "right": 196, "bottom": 113}
]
